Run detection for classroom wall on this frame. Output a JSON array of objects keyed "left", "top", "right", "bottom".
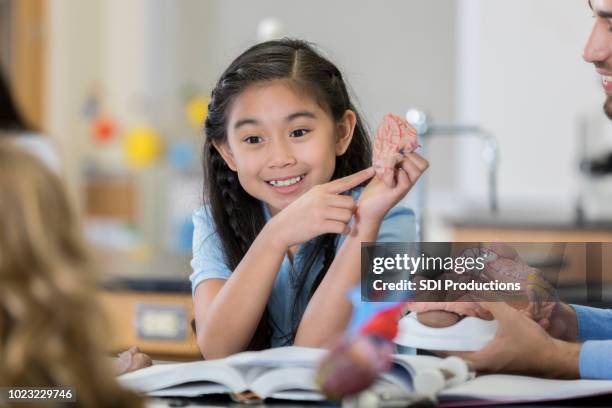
[
  {"left": 177, "top": 0, "right": 612, "bottom": 236},
  {"left": 46, "top": 0, "right": 103, "bottom": 200},
  {"left": 45, "top": 1, "right": 612, "bottom": 242},
  {"left": 45, "top": 0, "right": 456, "bottom": 229},
  {"left": 176, "top": 0, "right": 458, "bottom": 205},
  {"left": 454, "top": 0, "right": 612, "bottom": 216}
]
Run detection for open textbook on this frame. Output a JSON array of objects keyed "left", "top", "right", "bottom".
[
  {"left": 119, "top": 346, "right": 612, "bottom": 404},
  {"left": 118, "top": 346, "right": 471, "bottom": 403}
]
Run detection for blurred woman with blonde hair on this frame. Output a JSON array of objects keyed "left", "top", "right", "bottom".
[{"left": 0, "top": 141, "right": 144, "bottom": 407}]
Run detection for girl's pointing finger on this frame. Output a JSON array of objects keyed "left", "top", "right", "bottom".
[{"left": 324, "top": 167, "right": 375, "bottom": 194}]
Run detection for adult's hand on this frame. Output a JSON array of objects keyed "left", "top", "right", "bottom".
[
  {"left": 444, "top": 302, "right": 580, "bottom": 379},
  {"left": 536, "top": 301, "right": 579, "bottom": 342}
]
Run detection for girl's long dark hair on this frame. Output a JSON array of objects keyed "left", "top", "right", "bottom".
[
  {"left": 202, "top": 38, "right": 372, "bottom": 350},
  {"left": 0, "top": 70, "right": 29, "bottom": 131}
]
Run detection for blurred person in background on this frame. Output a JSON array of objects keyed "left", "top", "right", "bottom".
[
  {"left": 0, "top": 69, "right": 59, "bottom": 171},
  {"left": 0, "top": 68, "right": 29, "bottom": 134},
  {"left": 2, "top": 65, "right": 151, "bottom": 370},
  {"left": 0, "top": 142, "right": 146, "bottom": 407}
]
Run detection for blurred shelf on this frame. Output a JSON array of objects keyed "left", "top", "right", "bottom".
[
  {"left": 448, "top": 220, "right": 612, "bottom": 305},
  {"left": 94, "top": 245, "right": 197, "bottom": 359},
  {"left": 99, "top": 290, "right": 200, "bottom": 361},
  {"left": 448, "top": 212, "right": 612, "bottom": 242},
  {"left": 93, "top": 247, "right": 193, "bottom": 282},
  {"left": 447, "top": 210, "right": 612, "bottom": 236}
]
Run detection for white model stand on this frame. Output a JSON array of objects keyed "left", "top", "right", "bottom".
[{"left": 394, "top": 313, "right": 498, "bottom": 351}]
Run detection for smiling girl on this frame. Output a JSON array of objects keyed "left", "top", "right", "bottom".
[{"left": 191, "top": 39, "right": 428, "bottom": 358}]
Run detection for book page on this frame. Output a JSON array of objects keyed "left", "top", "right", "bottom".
[
  {"left": 148, "top": 383, "right": 230, "bottom": 398},
  {"left": 440, "top": 374, "right": 612, "bottom": 404},
  {"left": 121, "top": 347, "right": 468, "bottom": 402},
  {"left": 118, "top": 360, "right": 248, "bottom": 394},
  {"left": 119, "top": 347, "right": 326, "bottom": 398},
  {"left": 248, "top": 367, "right": 322, "bottom": 399}
]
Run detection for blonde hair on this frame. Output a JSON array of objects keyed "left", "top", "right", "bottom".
[{"left": 0, "top": 141, "right": 143, "bottom": 408}]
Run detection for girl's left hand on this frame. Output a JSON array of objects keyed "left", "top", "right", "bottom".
[{"left": 358, "top": 152, "right": 428, "bottom": 223}]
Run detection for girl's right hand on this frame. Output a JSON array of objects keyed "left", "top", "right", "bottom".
[
  {"left": 114, "top": 346, "right": 152, "bottom": 376},
  {"left": 267, "top": 167, "right": 376, "bottom": 249}
]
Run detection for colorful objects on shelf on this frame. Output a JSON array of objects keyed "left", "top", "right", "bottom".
[
  {"left": 167, "top": 140, "right": 196, "bottom": 172},
  {"left": 92, "top": 116, "right": 117, "bottom": 143},
  {"left": 185, "top": 95, "right": 210, "bottom": 130},
  {"left": 82, "top": 85, "right": 102, "bottom": 119},
  {"left": 123, "top": 126, "right": 163, "bottom": 168}
]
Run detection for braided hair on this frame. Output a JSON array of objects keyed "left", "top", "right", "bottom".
[{"left": 202, "top": 39, "right": 372, "bottom": 350}]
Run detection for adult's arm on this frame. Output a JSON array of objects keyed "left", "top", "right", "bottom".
[
  {"left": 580, "top": 340, "right": 612, "bottom": 379},
  {"left": 573, "top": 304, "right": 612, "bottom": 340},
  {"left": 573, "top": 304, "right": 612, "bottom": 379}
]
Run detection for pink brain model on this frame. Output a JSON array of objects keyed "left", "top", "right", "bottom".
[{"left": 373, "top": 113, "right": 420, "bottom": 187}]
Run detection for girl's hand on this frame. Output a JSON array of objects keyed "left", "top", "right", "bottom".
[
  {"left": 114, "top": 346, "right": 152, "bottom": 376},
  {"left": 358, "top": 152, "right": 428, "bottom": 223},
  {"left": 267, "top": 167, "right": 376, "bottom": 249}
]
